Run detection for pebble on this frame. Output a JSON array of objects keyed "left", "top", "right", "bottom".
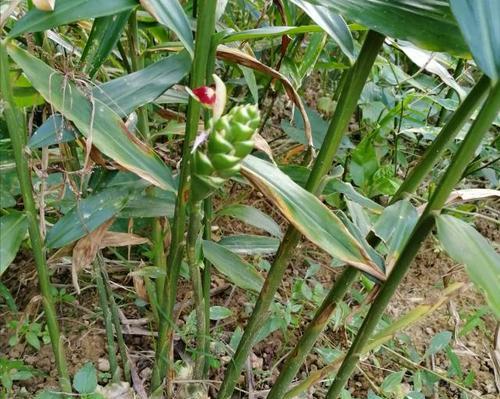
[
  {"left": 97, "top": 358, "right": 110, "bottom": 372},
  {"left": 139, "top": 367, "right": 151, "bottom": 379},
  {"left": 250, "top": 353, "right": 263, "bottom": 369}
]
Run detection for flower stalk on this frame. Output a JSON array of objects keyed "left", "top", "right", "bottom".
[{"left": 151, "top": 0, "right": 218, "bottom": 393}]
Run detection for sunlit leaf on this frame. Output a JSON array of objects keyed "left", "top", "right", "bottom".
[
  {"left": 73, "top": 363, "right": 97, "bottom": 394},
  {"left": 218, "top": 235, "right": 280, "bottom": 255},
  {"left": 94, "top": 51, "right": 191, "bottom": 117},
  {"left": 241, "top": 155, "right": 385, "bottom": 280},
  {"left": 209, "top": 306, "right": 232, "bottom": 320},
  {"left": 8, "top": 44, "right": 174, "bottom": 191},
  {"left": 425, "top": 331, "right": 452, "bottom": 358},
  {"left": 395, "top": 41, "right": 466, "bottom": 99},
  {"left": 307, "top": 0, "right": 468, "bottom": 56},
  {"left": 290, "top": 0, "right": 355, "bottom": 63},
  {"left": 9, "top": 0, "right": 137, "bottom": 38},
  {"left": 140, "top": 0, "right": 194, "bottom": 56},
  {"left": 373, "top": 200, "right": 419, "bottom": 274}
]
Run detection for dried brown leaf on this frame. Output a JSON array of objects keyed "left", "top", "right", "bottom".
[
  {"left": 133, "top": 275, "right": 148, "bottom": 302},
  {"left": 100, "top": 232, "right": 150, "bottom": 248},
  {"left": 71, "top": 219, "right": 113, "bottom": 293}
]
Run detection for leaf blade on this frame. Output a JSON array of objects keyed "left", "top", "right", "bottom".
[
  {"left": 9, "top": 0, "right": 137, "bottom": 38},
  {"left": 8, "top": 44, "right": 174, "bottom": 191},
  {"left": 217, "top": 204, "right": 282, "bottom": 238},
  {"left": 140, "top": 0, "right": 194, "bottom": 56},
  {"left": 0, "top": 213, "right": 28, "bottom": 276},
  {"left": 241, "top": 156, "right": 385, "bottom": 280},
  {"left": 202, "top": 240, "right": 264, "bottom": 292},
  {"left": 94, "top": 51, "right": 191, "bottom": 117},
  {"left": 436, "top": 214, "right": 500, "bottom": 318},
  {"left": 218, "top": 235, "right": 280, "bottom": 255},
  {"left": 309, "top": 0, "right": 468, "bottom": 56},
  {"left": 46, "top": 189, "right": 129, "bottom": 248},
  {"left": 290, "top": 0, "right": 355, "bottom": 63}
]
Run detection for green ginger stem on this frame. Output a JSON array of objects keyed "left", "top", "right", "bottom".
[
  {"left": 269, "top": 72, "right": 491, "bottom": 399},
  {"left": 186, "top": 200, "right": 207, "bottom": 388},
  {"left": 98, "top": 254, "right": 131, "bottom": 383},
  {"left": 216, "top": 30, "right": 386, "bottom": 399},
  {"left": 151, "top": 0, "right": 218, "bottom": 393},
  {"left": 94, "top": 259, "right": 119, "bottom": 382},
  {"left": 201, "top": 44, "right": 218, "bottom": 379},
  {"left": 325, "top": 81, "right": 500, "bottom": 399},
  {"left": 0, "top": 40, "right": 71, "bottom": 394}
]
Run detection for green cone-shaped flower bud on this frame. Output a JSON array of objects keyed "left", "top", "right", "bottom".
[
  {"left": 191, "top": 103, "right": 260, "bottom": 201},
  {"left": 208, "top": 131, "right": 233, "bottom": 154},
  {"left": 193, "top": 151, "right": 214, "bottom": 176}
]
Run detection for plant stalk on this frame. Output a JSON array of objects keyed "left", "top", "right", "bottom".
[
  {"left": 395, "top": 75, "right": 490, "bottom": 198},
  {"left": 284, "top": 283, "right": 464, "bottom": 398},
  {"left": 325, "top": 81, "right": 500, "bottom": 399},
  {"left": 127, "top": 13, "right": 164, "bottom": 324},
  {"left": 268, "top": 267, "right": 358, "bottom": 398},
  {"left": 0, "top": 40, "right": 72, "bottom": 394},
  {"left": 94, "top": 260, "right": 119, "bottom": 382},
  {"left": 201, "top": 43, "right": 218, "bottom": 379},
  {"left": 98, "top": 254, "right": 131, "bottom": 383},
  {"left": 267, "top": 72, "right": 491, "bottom": 398},
  {"left": 436, "top": 58, "right": 465, "bottom": 126},
  {"left": 186, "top": 200, "right": 207, "bottom": 388},
  {"left": 151, "top": 0, "right": 218, "bottom": 392},
  {"left": 216, "top": 30, "right": 385, "bottom": 399},
  {"left": 127, "top": 10, "right": 150, "bottom": 138}
]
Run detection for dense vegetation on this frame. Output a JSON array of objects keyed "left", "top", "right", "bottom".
[{"left": 0, "top": 1, "right": 499, "bottom": 398}]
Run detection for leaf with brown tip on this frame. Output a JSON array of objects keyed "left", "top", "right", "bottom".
[{"left": 241, "top": 155, "right": 385, "bottom": 280}]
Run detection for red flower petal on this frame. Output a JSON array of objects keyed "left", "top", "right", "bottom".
[{"left": 192, "top": 86, "right": 216, "bottom": 106}]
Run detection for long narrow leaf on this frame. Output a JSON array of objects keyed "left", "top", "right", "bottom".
[
  {"left": 8, "top": 0, "right": 137, "bottom": 38},
  {"left": 202, "top": 240, "right": 264, "bottom": 292},
  {"left": 93, "top": 51, "right": 191, "bottom": 116},
  {"left": 28, "top": 114, "right": 76, "bottom": 148},
  {"left": 373, "top": 200, "right": 419, "bottom": 274},
  {"left": 241, "top": 155, "right": 385, "bottom": 280},
  {"left": 436, "top": 214, "right": 500, "bottom": 319},
  {"left": 290, "top": 0, "right": 355, "bottom": 63},
  {"left": 221, "top": 26, "right": 324, "bottom": 44},
  {"left": 140, "top": 0, "right": 194, "bottom": 57},
  {"left": 81, "top": 11, "right": 132, "bottom": 78},
  {"left": 450, "top": 0, "right": 500, "bottom": 81},
  {"left": 218, "top": 235, "right": 280, "bottom": 255},
  {"left": 46, "top": 189, "right": 130, "bottom": 248},
  {"left": 216, "top": 204, "right": 282, "bottom": 238},
  {"left": 308, "top": 0, "right": 468, "bottom": 56},
  {"left": 0, "top": 213, "right": 28, "bottom": 276},
  {"left": 8, "top": 44, "right": 174, "bottom": 191}
]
